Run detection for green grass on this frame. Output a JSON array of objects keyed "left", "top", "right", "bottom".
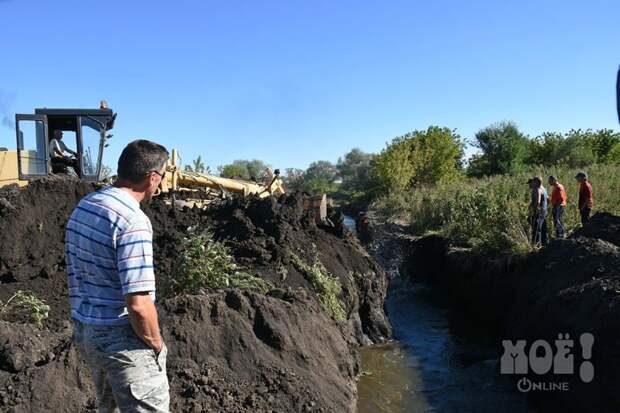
[
  {"left": 163, "top": 228, "right": 272, "bottom": 296},
  {"left": 290, "top": 251, "right": 347, "bottom": 321},
  {"left": 372, "top": 164, "right": 620, "bottom": 254}
]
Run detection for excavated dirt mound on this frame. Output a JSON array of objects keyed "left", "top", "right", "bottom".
[
  {"left": 0, "top": 177, "right": 391, "bottom": 412},
  {"left": 0, "top": 290, "right": 358, "bottom": 412},
  {"left": 401, "top": 213, "right": 620, "bottom": 413},
  {"left": 143, "top": 194, "right": 391, "bottom": 344}
]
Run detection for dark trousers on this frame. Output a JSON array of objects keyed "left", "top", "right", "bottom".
[
  {"left": 552, "top": 205, "right": 565, "bottom": 238},
  {"left": 51, "top": 156, "right": 78, "bottom": 174},
  {"left": 531, "top": 211, "right": 549, "bottom": 247},
  {"left": 580, "top": 207, "right": 591, "bottom": 225}
]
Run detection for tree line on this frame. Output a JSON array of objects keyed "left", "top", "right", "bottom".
[{"left": 183, "top": 121, "right": 620, "bottom": 205}]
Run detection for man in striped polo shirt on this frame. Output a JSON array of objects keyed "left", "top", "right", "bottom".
[{"left": 67, "top": 140, "right": 170, "bottom": 412}]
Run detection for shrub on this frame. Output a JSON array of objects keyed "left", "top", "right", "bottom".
[
  {"left": 0, "top": 290, "right": 50, "bottom": 328},
  {"left": 290, "top": 252, "right": 347, "bottom": 321},
  {"left": 606, "top": 143, "right": 620, "bottom": 165},
  {"left": 371, "top": 126, "right": 464, "bottom": 192},
  {"left": 163, "top": 228, "right": 272, "bottom": 296},
  {"left": 525, "top": 132, "right": 596, "bottom": 168},
  {"left": 467, "top": 121, "right": 529, "bottom": 177}
]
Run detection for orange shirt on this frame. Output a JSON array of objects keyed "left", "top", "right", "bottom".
[{"left": 550, "top": 183, "right": 567, "bottom": 207}]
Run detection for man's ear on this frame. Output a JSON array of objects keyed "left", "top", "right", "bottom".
[{"left": 150, "top": 173, "right": 161, "bottom": 188}]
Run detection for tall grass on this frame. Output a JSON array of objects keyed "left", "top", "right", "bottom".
[{"left": 372, "top": 164, "right": 620, "bottom": 254}]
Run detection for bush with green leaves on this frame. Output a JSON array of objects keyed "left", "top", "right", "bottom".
[
  {"left": 282, "top": 161, "right": 340, "bottom": 194},
  {"left": 163, "top": 228, "right": 272, "bottom": 296},
  {"left": 218, "top": 159, "right": 271, "bottom": 181},
  {"left": 371, "top": 126, "right": 464, "bottom": 192},
  {"left": 467, "top": 121, "right": 529, "bottom": 177},
  {"left": 290, "top": 252, "right": 347, "bottom": 321},
  {"left": 0, "top": 290, "right": 50, "bottom": 328},
  {"left": 524, "top": 132, "right": 595, "bottom": 168}
]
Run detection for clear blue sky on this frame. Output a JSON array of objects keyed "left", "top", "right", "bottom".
[{"left": 1, "top": 0, "right": 619, "bottom": 171}]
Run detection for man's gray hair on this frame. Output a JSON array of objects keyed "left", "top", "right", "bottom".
[{"left": 117, "top": 139, "right": 169, "bottom": 184}]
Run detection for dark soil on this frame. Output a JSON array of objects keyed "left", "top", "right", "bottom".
[
  {"left": 0, "top": 177, "right": 391, "bottom": 412},
  {"left": 399, "top": 212, "right": 620, "bottom": 413}
]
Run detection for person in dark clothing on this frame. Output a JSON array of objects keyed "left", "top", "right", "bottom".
[
  {"left": 528, "top": 176, "right": 549, "bottom": 247},
  {"left": 575, "top": 172, "right": 593, "bottom": 225}
]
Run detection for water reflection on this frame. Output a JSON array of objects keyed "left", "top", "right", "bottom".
[{"left": 357, "top": 280, "right": 532, "bottom": 413}]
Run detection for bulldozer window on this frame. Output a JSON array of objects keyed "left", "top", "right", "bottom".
[
  {"left": 80, "top": 118, "right": 102, "bottom": 178},
  {"left": 17, "top": 119, "right": 47, "bottom": 176}
]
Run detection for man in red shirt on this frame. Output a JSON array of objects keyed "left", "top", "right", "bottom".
[
  {"left": 548, "top": 176, "right": 567, "bottom": 238},
  {"left": 575, "top": 171, "right": 593, "bottom": 225}
]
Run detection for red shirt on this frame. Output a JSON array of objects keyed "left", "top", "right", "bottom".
[
  {"left": 550, "top": 183, "right": 567, "bottom": 207},
  {"left": 578, "top": 181, "right": 593, "bottom": 210}
]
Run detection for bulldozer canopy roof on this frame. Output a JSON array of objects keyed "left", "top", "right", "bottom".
[{"left": 35, "top": 108, "right": 114, "bottom": 117}]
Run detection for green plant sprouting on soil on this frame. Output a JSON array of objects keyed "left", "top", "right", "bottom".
[
  {"left": 164, "top": 228, "right": 272, "bottom": 296},
  {"left": 0, "top": 290, "right": 50, "bottom": 328},
  {"left": 290, "top": 251, "right": 347, "bottom": 322}
]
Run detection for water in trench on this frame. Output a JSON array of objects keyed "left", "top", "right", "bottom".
[
  {"left": 357, "top": 280, "right": 533, "bottom": 412},
  {"left": 343, "top": 217, "right": 532, "bottom": 412}
]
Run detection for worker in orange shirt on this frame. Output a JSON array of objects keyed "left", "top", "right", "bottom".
[{"left": 548, "top": 175, "right": 567, "bottom": 238}]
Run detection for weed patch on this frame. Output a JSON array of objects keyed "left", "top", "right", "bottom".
[
  {"left": 163, "top": 228, "right": 272, "bottom": 296},
  {"left": 0, "top": 290, "right": 50, "bottom": 328},
  {"left": 291, "top": 251, "right": 347, "bottom": 321}
]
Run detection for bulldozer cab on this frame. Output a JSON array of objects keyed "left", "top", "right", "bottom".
[{"left": 14, "top": 107, "right": 115, "bottom": 182}]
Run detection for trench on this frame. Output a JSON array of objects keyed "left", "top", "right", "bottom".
[{"left": 343, "top": 217, "right": 532, "bottom": 413}]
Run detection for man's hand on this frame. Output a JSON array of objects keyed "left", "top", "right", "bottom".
[{"left": 125, "top": 292, "right": 163, "bottom": 353}]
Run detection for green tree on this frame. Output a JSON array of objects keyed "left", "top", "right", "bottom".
[
  {"left": 410, "top": 126, "right": 464, "bottom": 185},
  {"left": 244, "top": 159, "right": 270, "bottom": 180},
  {"left": 524, "top": 131, "right": 595, "bottom": 168},
  {"left": 219, "top": 163, "right": 250, "bottom": 179},
  {"left": 283, "top": 168, "right": 306, "bottom": 191},
  {"left": 579, "top": 128, "right": 620, "bottom": 163},
  {"left": 192, "top": 155, "right": 206, "bottom": 173},
  {"left": 303, "top": 160, "right": 339, "bottom": 194},
  {"left": 371, "top": 137, "right": 414, "bottom": 192},
  {"left": 336, "top": 148, "right": 375, "bottom": 198},
  {"left": 218, "top": 159, "right": 270, "bottom": 181},
  {"left": 371, "top": 126, "right": 464, "bottom": 192},
  {"left": 467, "top": 121, "right": 528, "bottom": 177},
  {"left": 606, "top": 142, "right": 620, "bottom": 165}
]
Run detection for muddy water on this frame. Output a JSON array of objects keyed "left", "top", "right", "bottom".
[
  {"left": 344, "top": 218, "right": 532, "bottom": 413},
  {"left": 357, "top": 280, "right": 533, "bottom": 412}
]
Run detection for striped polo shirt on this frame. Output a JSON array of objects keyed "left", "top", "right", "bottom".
[{"left": 66, "top": 186, "right": 156, "bottom": 325}]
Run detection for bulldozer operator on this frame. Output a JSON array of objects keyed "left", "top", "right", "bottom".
[{"left": 49, "top": 129, "right": 79, "bottom": 174}]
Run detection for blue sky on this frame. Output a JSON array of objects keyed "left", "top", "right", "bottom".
[{"left": 1, "top": 0, "right": 619, "bottom": 171}]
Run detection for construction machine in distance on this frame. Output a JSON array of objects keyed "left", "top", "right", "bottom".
[{"left": 0, "top": 102, "right": 327, "bottom": 220}]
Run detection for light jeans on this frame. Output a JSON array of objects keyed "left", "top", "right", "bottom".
[{"left": 73, "top": 320, "right": 170, "bottom": 413}]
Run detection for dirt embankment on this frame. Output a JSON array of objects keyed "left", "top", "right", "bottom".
[
  {"left": 397, "top": 213, "right": 620, "bottom": 413},
  {"left": 0, "top": 177, "right": 391, "bottom": 412}
]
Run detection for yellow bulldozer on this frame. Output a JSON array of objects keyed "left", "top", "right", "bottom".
[{"left": 0, "top": 103, "right": 327, "bottom": 220}]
